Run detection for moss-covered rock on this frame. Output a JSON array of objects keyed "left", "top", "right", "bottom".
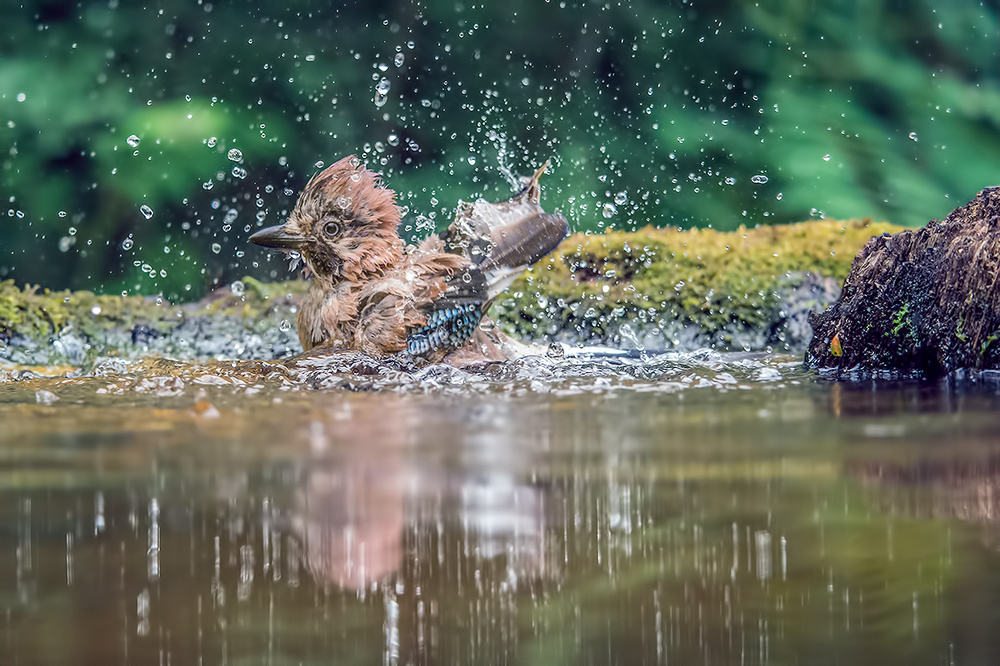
[
  {"left": 1, "top": 218, "right": 905, "bottom": 367},
  {"left": 492, "top": 218, "right": 905, "bottom": 351},
  {"left": 0, "top": 278, "right": 307, "bottom": 367},
  {"left": 0, "top": 280, "right": 161, "bottom": 342}
]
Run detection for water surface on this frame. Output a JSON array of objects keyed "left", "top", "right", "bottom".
[{"left": 1, "top": 351, "right": 999, "bottom": 664}]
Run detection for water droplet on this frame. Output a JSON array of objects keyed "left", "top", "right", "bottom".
[
  {"left": 751, "top": 174, "right": 769, "bottom": 184},
  {"left": 58, "top": 236, "right": 74, "bottom": 252},
  {"left": 305, "top": 54, "right": 316, "bottom": 62},
  {"left": 203, "top": 181, "right": 214, "bottom": 190},
  {"left": 374, "top": 78, "right": 390, "bottom": 108},
  {"left": 908, "top": 132, "right": 918, "bottom": 142},
  {"left": 279, "top": 319, "right": 291, "bottom": 332},
  {"left": 140, "top": 205, "right": 153, "bottom": 219},
  {"left": 230, "top": 280, "right": 245, "bottom": 297},
  {"left": 467, "top": 155, "right": 476, "bottom": 165},
  {"left": 224, "top": 209, "right": 239, "bottom": 224},
  {"left": 68, "top": 226, "right": 77, "bottom": 236},
  {"left": 121, "top": 236, "right": 134, "bottom": 251},
  {"left": 16, "top": 93, "right": 26, "bottom": 102},
  {"left": 207, "top": 137, "right": 218, "bottom": 148},
  {"left": 724, "top": 177, "right": 736, "bottom": 185},
  {"left": 228, "top": 148, "right": 243, "bottom": 162},
  {"left": 387, "top": 133, "right": 399, "bottom": 146},
  {"left": 211, "top": 243, "right": 222, "bottom": 254},
  {"left": 126, "top": 134, "right": 141, "bottom": 148},
  {"left": 822, "top": 154, "right": 831, "bottom": 161},
  {"left": 614, "top": 191, "right": 627, "bottom": 205},
  {"left": 602, "top": 203, "right": 617, "bottom": 218},
  {"left": 394, "top": 52, "right": 405, "bottom": 67},
  {"left": 232, "top": 166, "right": 247, "bottom": 179}
]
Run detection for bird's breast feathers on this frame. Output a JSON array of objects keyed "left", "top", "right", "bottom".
[{"left": 297, "top": 264, "right": 469, "bottom": 355}]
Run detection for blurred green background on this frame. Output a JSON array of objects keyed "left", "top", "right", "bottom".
[{"left": 2, "top": 0, "right": 999, "bottom": 301}]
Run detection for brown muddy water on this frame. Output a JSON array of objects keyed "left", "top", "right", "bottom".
[{"left": 1, "top": 351, "right": 1000, "bottom": 665}]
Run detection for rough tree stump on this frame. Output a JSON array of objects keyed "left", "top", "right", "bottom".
[{"left": 807, "top": 187, "right": 1000, "bottom": 376}]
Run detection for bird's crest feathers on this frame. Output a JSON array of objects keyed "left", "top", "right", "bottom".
[{"left": 296, "top": 155, "right": 400, "bottom": 233}]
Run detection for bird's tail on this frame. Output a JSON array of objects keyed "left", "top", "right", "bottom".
[
  {"left": 478, "top": 212, "right": 568, "bottom": 300},
  {"left": 441, "top": 161, "right": 569, "bottom": 301}
]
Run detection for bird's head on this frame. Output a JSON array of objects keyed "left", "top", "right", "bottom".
[{"left": 249, "top": 155, "right": 403, "bottom": 282}]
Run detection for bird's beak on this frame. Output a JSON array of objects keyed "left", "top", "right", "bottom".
[{"left": 249, "top": 225, "right": 308, "bottom": 250}]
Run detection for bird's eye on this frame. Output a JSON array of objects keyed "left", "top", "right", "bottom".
[{"left": 323, "top": 221, "right": 341, "bottom": 237}]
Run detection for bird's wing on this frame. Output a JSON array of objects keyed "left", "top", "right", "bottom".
[{"left": 406, "top": 266, "right": 489, "bottom": 357}]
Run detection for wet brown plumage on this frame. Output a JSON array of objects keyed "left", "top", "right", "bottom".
[{"left": 249, "top": 155, "right": 568, "bottom": 364}]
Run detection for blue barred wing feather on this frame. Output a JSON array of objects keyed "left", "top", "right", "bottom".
[{"left": 406, "top": 267, "right": 488, "bottom": 356}]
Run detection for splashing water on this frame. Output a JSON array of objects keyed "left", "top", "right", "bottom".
[{"left": 0, "top": 346, "right": 806, "bottom": 402}]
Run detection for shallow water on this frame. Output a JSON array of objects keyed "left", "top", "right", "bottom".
[{"left": 1, "top": 351, "right": 1000, "bottom": 664}]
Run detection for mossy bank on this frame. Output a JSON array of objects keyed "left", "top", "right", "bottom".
[
  {"left": 0, "top": 277, "right": 306, "bottom": 368},
  {"left": 1, "top": 219, "right": 905, "bottom": 368},
  {"left": 495, "top": 218, "right": 904, "bottom": 351}
]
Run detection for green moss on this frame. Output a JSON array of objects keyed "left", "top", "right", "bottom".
[
  {"left": 494, "top": 218, "right": 907, "bottom": 344},
  {"left": 0, "top": 280, "right": 164, "bottom": 341},
  {"left": 981, "top": 332, "right": 999, "bottom": 356},
  {"left": 0, "top": 278, "right": 307, "bottom": 343},
  {"left": 891, "top": 303, "right": 911, "bottom": 337}
]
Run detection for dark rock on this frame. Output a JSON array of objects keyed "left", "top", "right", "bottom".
[
  {"left": 131, "top": 323, "right": 160, "bottom": 345},
  {"left": 807, "top": 187, "right": 1000, "bottom": 376}
]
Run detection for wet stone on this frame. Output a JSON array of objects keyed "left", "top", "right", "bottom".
[
  {"left": 808, "top": 187, "right": 1000, "bottom": 376},
  {"left": 131, "top": 323, "right": 161, "bottom": 345}
]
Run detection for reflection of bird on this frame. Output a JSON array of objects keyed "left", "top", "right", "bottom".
[{"left": 249, "top": 155, "right": 568, "bottom": 363}]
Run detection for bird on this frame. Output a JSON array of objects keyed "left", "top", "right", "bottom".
[{"left": 248, "top": 155, "right": 568, "bottom": 364}]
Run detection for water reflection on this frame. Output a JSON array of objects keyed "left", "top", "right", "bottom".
[{"left": 0, "top": 373, "right": 999, "bottom": 663}]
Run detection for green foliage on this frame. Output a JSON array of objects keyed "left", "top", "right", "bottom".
[{"left": 1, "top": 1, "right": 998, "bottom": 299}]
